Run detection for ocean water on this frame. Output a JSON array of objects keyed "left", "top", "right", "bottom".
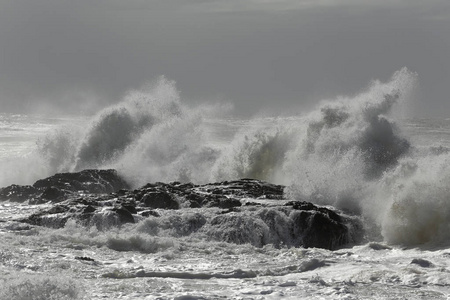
[{"left": 1, "top": 69, "right": 450, "bottom": 299}]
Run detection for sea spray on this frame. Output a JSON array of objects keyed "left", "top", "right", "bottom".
[
  {"left": 17, "top": 77, "right": 230, "bottom": 187},
  {"left": 37, "top": 124, "right": 83, "bottom": 173},
  {"left": 108, "top": 79, "right": 232, "bottom": 186},
  {"left": 284, "top": 68, "right": 416, "bottom": 209},
  {"left": 282, "top": 68, "right": 450, "bottom": 246},
  {"left": 377, "top": 154, "right": 450, "bottom": 246},
  {"left": 210, "top": 118, "right": 297, "bottom": 183},
  {"left": 74, "top": 77, "right": 182, "bottom": 171},
  {"left": 5, "top": 68, "right": 450, "bottom": 247},
  {"left": 10, "top": 69, "right": 415, "bottom": 190}
]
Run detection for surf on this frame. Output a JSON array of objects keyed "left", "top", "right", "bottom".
[{"left": 3, "top": 68, "right": 450, "bottom": 247}]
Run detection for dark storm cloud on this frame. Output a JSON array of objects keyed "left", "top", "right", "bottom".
[{"left": 0, "top": 0, "right": 449, "bottom": 116}]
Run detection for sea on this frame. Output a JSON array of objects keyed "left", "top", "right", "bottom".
[{"left": 1, "top": 69, "right": 450, "bottom": 299}]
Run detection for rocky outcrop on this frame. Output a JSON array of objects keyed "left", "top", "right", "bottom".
[
  {"left": 0, "top": 184, "right": 39, "bottom": 203},
  {"left": 288, "top": 201, "right": 350, "bottom": 250},
  {"left": 1, "top": 170, "right": 362, "bottom": 250},
  {"left": 0, "top": 169, "right": 130, "bottom": 203}
]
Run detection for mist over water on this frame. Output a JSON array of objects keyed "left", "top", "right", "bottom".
[{"left": 3, "top": 68, "right": 450, "bottom": 247}]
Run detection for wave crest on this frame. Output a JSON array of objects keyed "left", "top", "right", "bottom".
[{"left": 8, "top": 68, "right": 450, "bottom": 247}]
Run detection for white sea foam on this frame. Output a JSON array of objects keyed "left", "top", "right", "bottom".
[
  {"left": 2, "top": 215, "right": 449, "bottom": 299},
  {"left": 0, "top": 274, "right": 83, "bottom": 300}
]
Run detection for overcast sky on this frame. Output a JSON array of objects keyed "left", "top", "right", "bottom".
[{"left": 0, "top": 0, "right": 449, "bottom": 117}]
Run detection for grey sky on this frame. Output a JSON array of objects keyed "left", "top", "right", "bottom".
[{"left": 0, "top": 0, "right": 449, "bottom": 116}]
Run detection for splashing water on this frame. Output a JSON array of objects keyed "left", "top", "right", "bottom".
[
  {"left": 284, "top": 69, "right": 415, "bottom": 205},
  {"left": 4, "top": 68, "right": 450, "bottom": 247},
  {"left": 281, "top": 68, "right": 450, "bottom": 246}
]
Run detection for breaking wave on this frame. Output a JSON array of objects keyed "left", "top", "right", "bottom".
[{"left": 4, "top": 68, "right": 450, "bottom": 247}]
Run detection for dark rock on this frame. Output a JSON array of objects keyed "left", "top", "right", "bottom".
[
  {"left": 185, "top": 192, "right": 205, "bottom": 208},
  {"left": 286, "top": 201, "right": 316, "bottom": 211},
  {"left": 201, "top": 195, "right": 242, "bottom": 209},
  {"left": 46, "top": 205, "right": 69, "bottom": 214},
  {"left": 411, "top": 258, "right": 433, "bottom": 268},
  {"left": 141, "top": 191, "right": 179, "bottom": 209},
  {"left": 10, "top": 171, "right": 362, "bottom": 250},
  {"left": 290, "top": 207, "right": 349, "bottom": 250},
  {"left": 113, "top": 207, "right": 135, "bottom": 224},
  {"left": 0, "top": 169, "right": 130, "bottom": 203},
  {"left": 245, "top": 202, "right": 262, "bottom": 206},
  {"left": 115, "top": 189, "right": 128, "bottom": 197},
  {"left": 198, "top": 179, "right": 284, "bottom": 200},
  {"left": 33, "top": 169, "right": 130, "bottom": 194},
  {"left": 218, "top": 198, "right": 242, "bottom": 209},
  {"left": 0, "top": 184, "right": 39, "bottom": 202},
  {"left": 75, "top": 256, "right": 95, "bottom": 262},
  {"left": 368, "top": 243, "right": 392, "bottom": 250},
  {"left": 82, "top": 205, "right": 97, "bottom": 214},
  {"left": 24, "top": 211, "right": 70, "bottom": 228},
  {"left": 40, "top": 186, "right": 66, "bottom": 201},
  {"left": 121, "top": 204, "right": 137, "bottom": 214},
  {"left": 203, "top": 202, "right": 359, "bottom": 250}
]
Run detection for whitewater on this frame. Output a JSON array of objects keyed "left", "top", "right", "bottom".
[{"left": 1, "top": 68, "right": 450, "bottom": 299}]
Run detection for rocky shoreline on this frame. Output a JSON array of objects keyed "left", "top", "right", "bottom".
[{"left": 0, "top": 169, "right": 363, "bottom": 250}]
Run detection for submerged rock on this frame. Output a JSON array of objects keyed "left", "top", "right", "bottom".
[
  {"left": 2, "top": 169, "right": 362, "bottom": 250},
  {"left": 411, "top": 258, "right": 433, "bottom": 268}
]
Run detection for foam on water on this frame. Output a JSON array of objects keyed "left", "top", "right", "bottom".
[
  {"left": 2, "top": 216, "right": 450, "bottom": 299},
  {"left": 0, "top": 275, "right": 82, "bottom": 300}
]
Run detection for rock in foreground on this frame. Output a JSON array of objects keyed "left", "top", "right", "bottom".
[{"left": 0, "top": 170, "right": 362, "bottom": 250}]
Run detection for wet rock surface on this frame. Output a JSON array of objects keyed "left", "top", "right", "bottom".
[
  {"left": 0, "top": 169, "right": 130, "bottom": 203},
  {"left": 0, "top": 170, "right": 362, "bottom": 250}
]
